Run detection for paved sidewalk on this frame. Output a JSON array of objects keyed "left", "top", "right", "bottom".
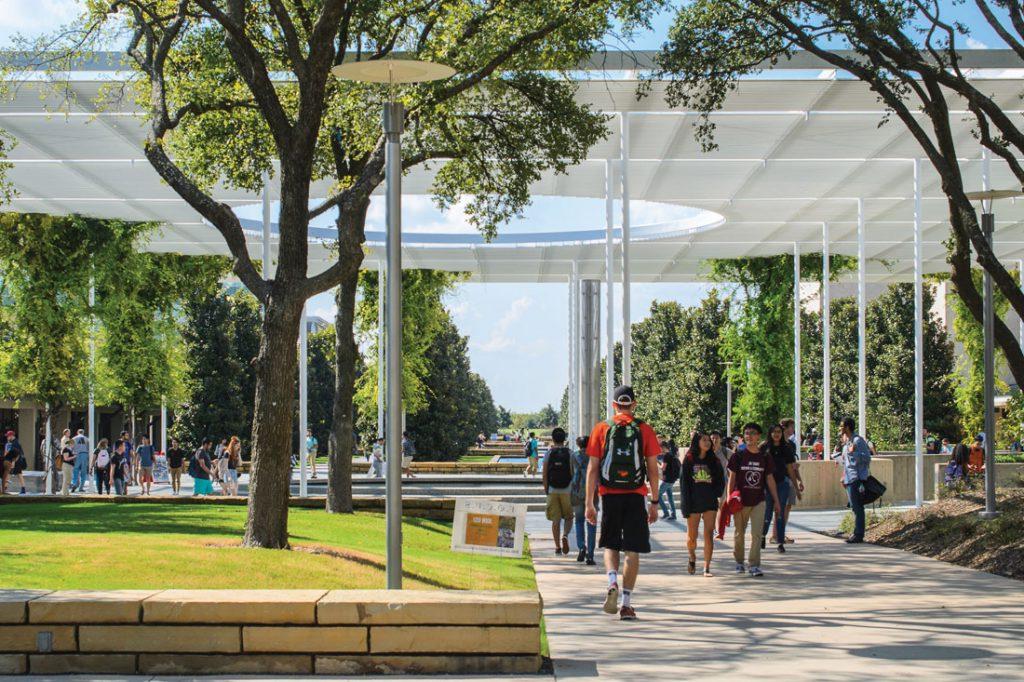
[{"left": 528, "top": 510, "right": 1024, "bottom": 680}]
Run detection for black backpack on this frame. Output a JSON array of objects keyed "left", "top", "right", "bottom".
[
  {"left": 663, "top": 454, "right": 681, "bottom": 484},
  {"left": 599, "top": 419, "right": 647, "bottom": 489},
  {"left": 546, "top": 447, "right": 572, "bottom": 488}
]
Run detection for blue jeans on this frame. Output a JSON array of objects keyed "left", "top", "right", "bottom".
[
  {"left": 847, "top": 481, "right": 866, "bottom": 539},
  {"left": 113, "top": 478, "right": 126, "bottom": 495},
  {"left": 658, "top": 481, "right": 676, "bottom": 517},
  {"left": 573, "top": 508, "right": 596, "bottom": 560},
  {"left": 763, "top": 477, "right": 790, "bottom": 544},
  {"left": 72, "top": 455, "right": 89, "bottom": 490}
]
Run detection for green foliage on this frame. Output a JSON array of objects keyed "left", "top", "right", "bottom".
[
  {"left": 354, "top": 270, "right": 463, "bottom": 439},
  {"left": 0, "top": 214, "right": 94, "bottom": 409},
  {"left": 801, "top": 284, "right": 957, "bottom": 448},
  {"left": 629, "top": 293, "right": 730, "bottom": 439},
  {"left": 949, "top": 271, "right": 1011, "bottom": 440},
  {"left": 406, "top": 318, "right": 498, "bottom": 461},
  {"left": 171, "top": 290, "right": 248, "bottom": 451},
  {"left": 496, "top": 405, "right": 513, "bottom": 429},
  {"left": 708, "top": 254, "right": 853, "bottom": 429}
]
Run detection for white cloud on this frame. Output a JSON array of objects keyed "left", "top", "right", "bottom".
[
  {"left": 448, "top": 300, "right": 469, "bottom": 318},
  {"left": 1, "top": 0, "right": 81, "bottom": 40},
  {"left": 966, "top": 37, "right": 989, "bottom": 50},
  {"left": 474, "top": 296, "right": 532, "bottom": 352}
]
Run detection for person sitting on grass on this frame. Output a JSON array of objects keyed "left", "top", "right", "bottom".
[{"left": 544, "top": 427, "right": 575, "bottom": 556}]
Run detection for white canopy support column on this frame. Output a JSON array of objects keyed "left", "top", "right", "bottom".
[
  {"left": 377, "top": 265, "right": 385, "bottom": 440},
  {"left": 605, "top": 158, "right": 615, "bottom": 416},
  {"left": 793, "top": 242, "right": 801, "bottom": 446},
  {"left": 822, "top": 222, "right": 831, "bottom": 459},
  {"left": 1019, "top": 260, "right": 1024, "bottom": 350},
  {"left": 87, "top": 279, "right": 95, "bottom": 464},
  {"left": 857, "top": 198, "right": 867, "bottom": 437},
  {"left": 568, "top": 264, "right": 577, "bottom": 440},
  {"left": 160, "top": 397, "right": 167, "bottom": 454},
  {"left": 299, "top": 303, "right": 309, "bottom": 498},
  {"left": 261, "top": 170, "right": 273, "bottom": 280},
  {"left": 913, "top": 159, "right": 925, "bottom": 507},
  {"left": 620, "top": 113, "right": 632, "bottom": 385}
]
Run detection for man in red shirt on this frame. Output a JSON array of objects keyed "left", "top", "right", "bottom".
[{"left": 585, "top": 385, "right": 661, "bottom": 621}]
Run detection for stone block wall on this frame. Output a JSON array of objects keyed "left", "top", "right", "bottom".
[{"left": 0, "top": 589, "right": 542, "bottom": 675}]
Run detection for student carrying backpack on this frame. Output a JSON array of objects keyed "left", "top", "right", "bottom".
[
  {"left": 599, "top": 418, "right": 647, "bottom": 490},
  {"left": 547, "top": 444, "right": 573, "bottom": 489}
]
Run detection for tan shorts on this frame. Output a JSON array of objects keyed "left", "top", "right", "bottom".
[{"left": 546, "top": 492, "right": 573, "bottom": 521}]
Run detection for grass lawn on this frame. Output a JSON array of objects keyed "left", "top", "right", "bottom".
[{"left": 0, "top": 502, "right": 535, "bottom": 591}]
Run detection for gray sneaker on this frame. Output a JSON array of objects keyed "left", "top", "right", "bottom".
[
  {"left": 603, "top": 586, "right": 619, "bottom": 614},
  {"left": 749, "top": 566, "right": 764, "bottom": 578}
]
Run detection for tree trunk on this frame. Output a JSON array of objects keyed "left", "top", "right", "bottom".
[
  {"left": 327, "top": 202, "right": 368, "bottom": 514},
  {"left": 327, "top": 269, "right": 359, "bottom": 513},
  {"left": 243, "top": 290, "right": 304, "bottom": 548}
]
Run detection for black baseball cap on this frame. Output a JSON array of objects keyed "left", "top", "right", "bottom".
[{"left": 613, "top": 385, "right": 636, "bottom": 406}]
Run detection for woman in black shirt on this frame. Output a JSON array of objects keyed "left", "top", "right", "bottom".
[{"left": 681, "top": 431, "right": 725, "bottom": 577}]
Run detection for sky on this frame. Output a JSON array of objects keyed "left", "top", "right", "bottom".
[{"left": 0, "top": 1, "right": 1014, "bottom": 412}]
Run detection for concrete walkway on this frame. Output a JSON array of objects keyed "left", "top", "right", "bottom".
[{"left": 528, "top": 510, "right": 1024, "bottom": 680}]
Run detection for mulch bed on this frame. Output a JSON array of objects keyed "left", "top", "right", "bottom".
[{"left": 861, "top": 489, "right": 1024, "bottom": 581}]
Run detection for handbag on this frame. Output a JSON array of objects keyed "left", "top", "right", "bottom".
[{"left": 861, "top": 475, "right": 887, "bottom": 505}]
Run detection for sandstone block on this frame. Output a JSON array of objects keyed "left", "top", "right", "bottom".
[
  {"left": 0, "top": 654, "right": 26, "bottom": 674},
  {"left": 139, "top": 653, "right": 312, "bottom": 675},
  {"left": 0, "top": 590, "right": 50, "bottom": 624},
  {"left": 243, "top": 626, "right": 367, "bottom": 653},
  {"left": 370, "top": 625, "right": 540, "bottom": 655},
  {"left": 31, "top": 590, "right": 160, "bottom": 624},
  {"left": 316, "top": 590, "right": 541, "bottom": 625},
  {"left": 315, "top": 654, "right": 542, "bottom": 675},
  {"left": 0, "top": 625, "right": 76, "bottom": 652},
  {"left": 29, "top": 654, "right": 136, "bottom": 674},
  {"left": 143, "top": 590, "right": 326, "bottom": 624},
  {"left": 79, "top": 625, "right": 239, "bottom": 653}
]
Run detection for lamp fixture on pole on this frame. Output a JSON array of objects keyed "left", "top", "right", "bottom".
[
  {"left": 332, "top": 58, "right": 456, "bottom": 589},
  {"left": 965, "top": 185, "right": 1024, "bottom": 520}
]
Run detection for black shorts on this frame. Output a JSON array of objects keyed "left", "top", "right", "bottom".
[{"left": 598, "top": 493, "right": 651, "bottom": 554}]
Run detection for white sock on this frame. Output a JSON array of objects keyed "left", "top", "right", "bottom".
[
  {"left": 622, "top": 589, "right": 632, "bottom": 607},
  {"left": 607, "top": 571, "right": 618, "bottom": 588}
]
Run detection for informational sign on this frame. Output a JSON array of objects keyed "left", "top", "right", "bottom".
[
  {"left": 451, "top": 498, "right": 527, "bottom": 558},
  {"left": 152, "top": 453, "right": 170, "bottom": 483}
]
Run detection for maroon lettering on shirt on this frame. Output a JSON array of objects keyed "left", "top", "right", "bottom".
[{"left": 728, "top": 449, "right": 775, "bottom": 507}]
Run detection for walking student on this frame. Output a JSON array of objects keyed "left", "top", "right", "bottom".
[
  {"left": 585, "top": 385, "right": 661, "bottom": 621},
  {"left": 682, "top": 431, "right": 725, "bottom": 576},
  {"left": 726, "top": 422, "right": 781, "bottom": 577},
  {"left": 658, "top": 439, "right": 680, "bottom": 520},
  {"left": 305, "top": 428, "right": 319, "bottom": 479},
  {"left": 3, "top": 431, "right": 26, "bottom": 495},
  {"left": 110, "top": 440, "right": 128, "bottom": 495},
  {"left": 840, "top": 417, "right": 872, "bottom": 544},
  {"left": 91, "top": 438, "right": 111, "bottom": 495},
  {"left": 224, "top": 436, "right": 241, "bottom": 496},
  {"left": 571, "top": 435, "right": 597, "bottom": 565},
  {"left": 543, "top": 427, "right": 574, "bottom": 555},
  {"left": 59, "top": 437, "right": 76, "bottom": 496},
  {"left": 136, "top": 436, "right": 155, "bottom": 495},
  {"left": 369, "top": 438, "right": 384, "bottom": 478},
  {"left": 762, "top": 424, "right": 801, "bottom": 554},
  {"left": 71, "top": 429, "right": 90, "bottom": 493},
  {"left": 166, "top": 438, "right": 185, "bottom": 495},
  {"left": 524, "top": 432, "right": 539, "bottom": 477},
  {"left": 191, "top": 438, "right": 215, "bottom": 496}
]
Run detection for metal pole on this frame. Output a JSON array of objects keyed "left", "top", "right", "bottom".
[
  {"left": 980, "top": 149, "right": 999, "bottom": 518},
  {"left": 913, "top": 159, "right": 924, "bottom": 507},
  {"left": 569, "top": 262, "right": 579, "bottom": 440},
  {"left": 1019, "top": 260, "right": 1024, "bottom": 351},
  {"left": 567, "top": 268, "right": 575, "bottom": 439},
  {"left": 857, "top": 199, "right": 867, "bottom": 438},
  {"left": 982, "top": 212, "right": 999, "bottom": 518},
  {"left": 822, "top": 222, "right": 831, "bottom": 459},
  {"left": 261, "top": 170, "right": 273, "bottom": 280},
  {"left": 793, "top": 243, "right": 801, "bottom": 448},
  {"left": 377, "top": 264, "right": 385, "bottom": 440},
  {"left": 580, "top": 280, "right": 598, "bottom": 431},
  {"left": 605, "top": 159, "right": 615, "bottom": 415},
  {"left": 299, "top": 303, "right": 308, "bottom": 498},
  {"left": 620, "top": 113, "right": 632, "bottom": 385},
  {"left": 384, "top": 101, "right": 404, "bottom": 588}
]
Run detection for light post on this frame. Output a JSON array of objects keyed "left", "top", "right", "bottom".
[
  {"left": 332, "top": 58, "right": 455, "bottom": 589},
  {"left": 965, "top": 186, "right": 1023, "bottom": 520}
]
